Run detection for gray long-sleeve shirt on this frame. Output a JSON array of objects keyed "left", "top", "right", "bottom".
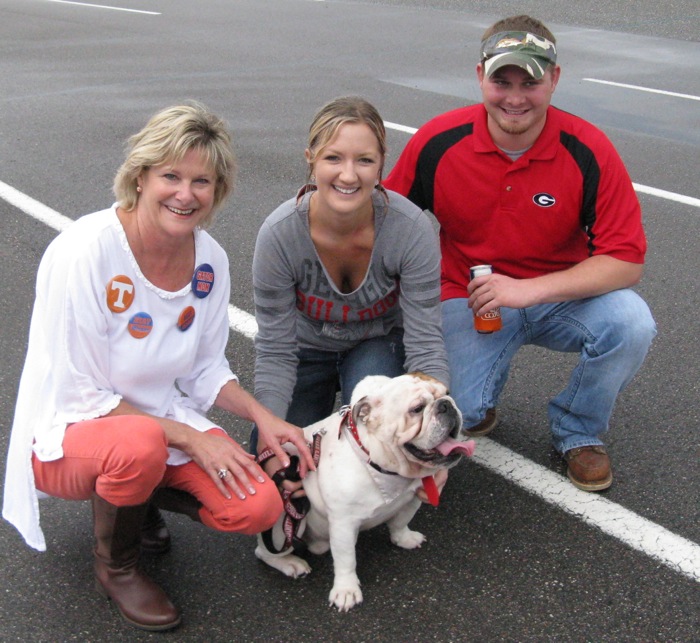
[{"left": 253, "top": 188, "right": 448, "bottom": 419}]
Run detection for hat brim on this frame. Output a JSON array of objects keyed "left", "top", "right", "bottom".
[{"left": 483, "top": 52, "right": 552, "bottom": 80}]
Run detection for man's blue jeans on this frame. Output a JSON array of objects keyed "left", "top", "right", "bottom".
[
  {"left": 442, "top": 290, "right": 656, "bottom": 454},
  {"left": 249, "top": 328, "right": 406, "bottom": 453}
]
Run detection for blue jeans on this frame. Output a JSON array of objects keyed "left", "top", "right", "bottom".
[
  {"left": 250, "top": 328, "right": 406, "bottom": 453},
  {"left": 442, "top": 290, "right": 656, "bottom": 454}
]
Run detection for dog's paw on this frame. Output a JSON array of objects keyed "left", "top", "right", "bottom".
[
  {"left": 255, "top": 545, "right": 311, "bottom": 578},
  {"left": 329, "top": 582, "right": 363, "bottom": 612},
  {"left": 390, "top": 527, "right": 426, "bottom": 549}
]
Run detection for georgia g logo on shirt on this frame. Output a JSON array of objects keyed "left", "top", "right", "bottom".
[{"left": 533, "top": 192, "right": 556, "bottom": 207}]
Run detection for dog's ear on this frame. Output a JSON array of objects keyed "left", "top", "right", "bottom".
[
  {"left": 352, "top": 396, "right": 372, "bottom": 425},
  {"left": 352, "top": 395, "right": 384, "bottom": 431}
]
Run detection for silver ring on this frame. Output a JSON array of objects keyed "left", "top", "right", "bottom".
[{"left": 217, "top": 468, "right": 228, "bottom": 480}]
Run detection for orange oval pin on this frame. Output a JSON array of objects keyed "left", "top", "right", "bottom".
[
  {"left": 177, "top": 306, "right": 195, "bottom": 331},
  {"left": 106, "top": 275, "right": 135, "bottom": 313}
]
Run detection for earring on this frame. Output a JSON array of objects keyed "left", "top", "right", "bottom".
[{"left": 136, "top": 185, "right": 142, "bottom": 193}]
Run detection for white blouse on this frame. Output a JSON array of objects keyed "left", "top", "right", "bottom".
[{"left": 3, "top": 206, "right": 237, "bottom": 550}]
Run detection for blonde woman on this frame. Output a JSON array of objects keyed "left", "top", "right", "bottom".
[{"left": 3, "top": 102, "right": 314, "bottom": 631}]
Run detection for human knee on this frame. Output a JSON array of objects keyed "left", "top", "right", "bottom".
[
  {"left": 344, "top": 330, "right": 405, "bottom": 379},
  {"left": 207, "top": 479, "right": 283, "bottom": 535},
  {"left": 97, "top": 417, "right": 168, "bottom": 504},
  {"left": 242, "top": 481, "right": 284, "bottom": 534},
  {"left": 626, "top": 298, "right": 656, "bottom": 348},
  {"left": 122, "top": 417, "right": 168, "bottom": 472},
  {"left": 594, "top": 292, "right": 656, "bottom": 355}
]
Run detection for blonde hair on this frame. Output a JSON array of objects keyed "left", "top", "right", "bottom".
[
  {"left": 113, "top": 102, "right": 236, "bottom": 227},
  {"left": 305, "top": 96, "right": 387, "bottom": 184}
]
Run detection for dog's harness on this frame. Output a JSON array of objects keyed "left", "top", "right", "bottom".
[
  {"left": 257, "top": 405, "right": 441, "bottom": 555},
  {"left": 256, "top": 432, "right": 323, "bottom": 555}
]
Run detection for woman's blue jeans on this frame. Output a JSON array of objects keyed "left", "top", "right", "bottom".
[
  {"left": 441, "top": 290, "right": 656, "bottom": 454},
  {"left": 249, "top": 328, "right": 406, "bottom": 453}
]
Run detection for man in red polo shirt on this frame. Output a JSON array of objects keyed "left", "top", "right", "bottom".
[{"left": 385, "top": 14, "right": 656, "bottom": 491}]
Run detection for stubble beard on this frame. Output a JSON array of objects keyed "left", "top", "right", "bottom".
[{"left": 495, "top": 116, "right": 531, "bottom": 136}]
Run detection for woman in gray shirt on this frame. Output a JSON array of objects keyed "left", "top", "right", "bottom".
[{"left": 251, "top": 96, "right": 448, "bottom": 453}]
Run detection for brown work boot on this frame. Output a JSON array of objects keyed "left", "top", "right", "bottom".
[
  {"left": 92, "top": 494, "right": 181, "bottom": 631},
  {"left": 565, "top": 446, "right": 613, "bottom": 491},
  {"left": 141, "top": 503, "right": 171, "bottom": 554},
  {"left": 466, "top": 408, "right": 498, "bottom": 437}
]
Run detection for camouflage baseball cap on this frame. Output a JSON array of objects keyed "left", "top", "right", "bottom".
[{"left": 480, "top": 31, "right": 557, "bottom": 79}]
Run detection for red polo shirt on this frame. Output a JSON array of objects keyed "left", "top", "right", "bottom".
[{"left": 384, "top": 104, "right": 646, "bottom": 300}]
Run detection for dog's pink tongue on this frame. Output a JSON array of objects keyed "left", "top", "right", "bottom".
[{"left": 435, "top": 438, "right": 475, "bottom": 457}]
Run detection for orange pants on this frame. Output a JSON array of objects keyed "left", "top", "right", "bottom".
[{"left": 33, "top": 415, "right": 282, "bottom": 535}]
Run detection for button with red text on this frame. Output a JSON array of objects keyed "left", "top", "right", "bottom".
[{"left": 192, "top": 263, "right": 214, "bottom": 299}]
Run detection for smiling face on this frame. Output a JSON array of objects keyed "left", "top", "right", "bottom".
[
  {"left": 305, "top": 122, "right": 383, "bottom": 221},
  {"left": 136, "top": 147, "right": 217, "bottom": 239},
  {"left": 477, "top": 63, "right": 560, "bottom": 150}
]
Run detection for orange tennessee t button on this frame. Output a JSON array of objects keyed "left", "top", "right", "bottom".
[{"left": 106, "top": 275, "right": 135, "bottom": 313}]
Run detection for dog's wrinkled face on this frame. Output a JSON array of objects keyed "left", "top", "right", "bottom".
[{"left": 351, "top": 374, "right": 473, "bottom": 477}]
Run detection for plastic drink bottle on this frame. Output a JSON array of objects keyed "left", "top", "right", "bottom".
[{"left": 469, "top": 265, "right": 502, "bottom": 334}]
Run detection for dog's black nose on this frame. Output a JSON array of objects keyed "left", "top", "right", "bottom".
[{"left": 436, "top": 398, "right": 451, "bottom": 414}]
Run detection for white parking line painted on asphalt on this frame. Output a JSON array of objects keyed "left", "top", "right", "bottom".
[
  {"left": 472, "top": 439, "right": 700, "bottom": 583},
  {"left": 383, "top": 122, "right": 700, "bottom": 209},
  {"left": 228, "top": 303, "right": 258, "bottom": 341},
  {"left": 632, "top": 183, "right": 700, "bottom": 208},
  {"left": 0, "top": 180, "right": 72, "bottom": 232},
  {"left": 2, "top": 182, "right": 699, "bottom": 584},
  {"left": 45, "top": 0, "right": 161, "bottom": 15},
  {"left": 583, "top": 78, "right": 700, "bottom": 102},
  {"left": 384, "top": 121, "right": 419, "bottom": 135}
]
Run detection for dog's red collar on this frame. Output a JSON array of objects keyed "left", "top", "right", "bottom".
[
  {"left": 339, "top": 405, "right": 440, "bottom": 506},
  {"left": 339, "top": 405, "right": 400, "bottom": 478},
  {"left": 339, "top": 405, "right": 369, "bottom": 456}
]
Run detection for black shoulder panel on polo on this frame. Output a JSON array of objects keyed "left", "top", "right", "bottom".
[
  {"left": 559, "top": 131, "right": 600, "bottom": 254},
  {"left": 409, "top": 123, "right": 474, "bottom": 213}
]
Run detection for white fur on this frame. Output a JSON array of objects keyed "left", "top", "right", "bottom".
[{"left": 255, "top": 374, "right": 465, "bottom": 611}]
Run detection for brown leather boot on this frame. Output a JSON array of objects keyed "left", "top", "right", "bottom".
[
  {"left": 565, "top": 446, "right": 613, "bottom": 491},
  {"left": 141, "top": 503, "right": 171, "bottom": 554},
  {"left": 151, "top": 487, "right": 203, "bottom": 522},
  {"left": 92, "top": 494, "right": 181, "bottom": 631},
  {"left": 466, "top": 408, "right": 498, "bottom": 437}
]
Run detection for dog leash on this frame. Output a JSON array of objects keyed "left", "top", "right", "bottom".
[
  {"left": 256, "top": 433, "right": 323, "bottom": 554},
  {"left": 420, "top": 475, "right": 440, "bottom": 507}
]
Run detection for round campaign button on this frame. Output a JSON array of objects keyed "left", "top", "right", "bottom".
[
  {"left": 127, "top": 312, "right": 153, "bottom": 339},
  {"left": 177, "top": 306, "right": 195, "bottom": 331},
  {"left": 106, "top": 275, "right": 135, "bottom": 313},
  {"left": 191, "top": 263, "right": 214, "bottom": 299}
]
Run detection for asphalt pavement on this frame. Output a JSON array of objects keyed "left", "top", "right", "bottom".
[{"left": 0, "top": 0, "right": 698, "bottom": 641}]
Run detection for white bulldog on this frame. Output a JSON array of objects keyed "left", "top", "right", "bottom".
[{"left": 255, "top": 374, "right": 475, "bottom": 611}]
